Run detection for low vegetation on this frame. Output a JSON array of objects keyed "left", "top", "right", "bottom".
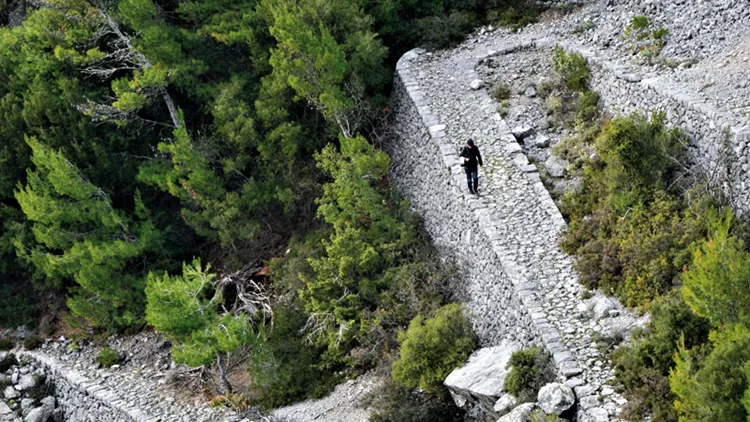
[
  {"left": 392, "top": 304, "right": 477, "bottom": 393},
  {"left": 96, "top": 346, "right": 122, "bottom": 368},
  {"left": 621, "top": 15, "right": 669, "bottom": 63},
  {"left": 0, "top": 337, "right": 12, "bottom": 351},
  {"left": 556, "top": 62, "right": 750, "bottom": 421},
  {"left": 504, "top": 347, "right": 556, "bottom": 403},
  {"left": 22, "top": 334, "right": 41, "bottom": 350}
]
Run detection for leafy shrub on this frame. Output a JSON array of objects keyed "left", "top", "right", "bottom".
[
  {"left": 559, "top": 113, "right": 703, "bottom": 307},
  {"left": 367, "top": 378, "right": 465, "bottom": 422},
  {"left": 553, "top": 47, "right": 589, "bottom": 92},
  {"left": 613, "top": 292, "right": 710, "bottom": 422},
  {"left": 0, "top": 283, "right": 36, "bottom": 328},
  {"left": 622, "top": 16, "right": 668, "bottom": 63},
  {"left": 682, "top": 210, "right": 750, "bottom": 327},
  {"left": 22, "top": 334, "right": 42, "bottom": 350},
  {"left": 490, "top": 0, "right": 544, "bottom": 32},
  {"left": 528, "top": 409, "right": 562, "bottom": 422},
  {"left": 492, "top": 83, "right": 511, "bottom": 101},
  {"left": 249, "top": 307, "right": 339, "bottom": 410},
  {"left": 670, "top": 324, "right": 750, "bottom": 422},
  {"left": 0, "top": 337, "right": 12, "bottom": 351},
  {"left": 392, "top": 304, "right": 477, "bottom": 392},
  {"left": 0, "top": 353, "right": 18, "bottom": 372},
  {"left": 572, "top": 20, "right": 595, "bottom": 34},
  {"left": 96, "top": 346, "right": 122, "bottom": 367},
  {"left": 504, "top": 347, "right": 556, "bottom": 403},
  {"left": 417, "top": 11, "right": 477, "bottom": 49}
]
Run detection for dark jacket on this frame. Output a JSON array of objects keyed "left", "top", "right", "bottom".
[{"left": 460, "top": 145, "right": 483, "bottom": 169}]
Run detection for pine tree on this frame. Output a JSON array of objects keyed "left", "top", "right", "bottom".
[
  {"left": 145, "top": 259, "right": 258, "bottom": 393},
  {"left": 14, "top": 137, "right": 160, "bottom": 329}
]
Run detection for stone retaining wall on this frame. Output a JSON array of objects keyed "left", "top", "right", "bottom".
[
  {"left": 17, "top": 351, "right": 150, "bottom": 422},
  {"left": 388, "top": 58, "right": 540, "bottom": 348},
  {"left": 388, "top": 49, "right": 584, "bottom": 380}
]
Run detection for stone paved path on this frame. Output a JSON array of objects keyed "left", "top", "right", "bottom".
[{"left": 397, "top": 38, "right": 633, "bottom": 421}]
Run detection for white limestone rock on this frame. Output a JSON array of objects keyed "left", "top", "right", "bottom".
[
  {"left": 3, "top": 386, "right": 20, "bottom": 400},
  {"left": 511, "top": 126, "right": 534, "bottom": 141},
  {"left": 496, "top": 402, "right": 536, "bottom": 422},
  {"left": 493, "top": 394, "right": 518, "bottom": 415},
  {"left": 444, "top": 341, "right": 521, "bottom": 415},
  {"left": 545, "top": 155, "right": 568, "bottom": 178},
  {"left": 533, "top": 135, "right": 551, "bottom": 148},
  {"left": 537, "top": 383, "right": 575, "bottom": 415},
  {"left": 592, "top": 296, "right": 616, "bottom": 320},
  {"left": 470, "top": 79, "right": 486, "bottom": 90},
  {"left": 16, "top": 374, "right": 37, "bottom": 391},
  {"left": 580, "top": 407, "right": 609, "bottom": 422},
  {"left": 24, "top": 405, "right": 52, "bottom": 422}
]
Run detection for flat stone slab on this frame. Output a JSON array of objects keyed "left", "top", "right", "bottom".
[{"left": 444, "top": 341, "right": 521, "bottom": 414}]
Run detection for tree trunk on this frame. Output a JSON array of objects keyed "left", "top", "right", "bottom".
[{"left": 215, "top": 353, "right": 232, "bottom": 394}]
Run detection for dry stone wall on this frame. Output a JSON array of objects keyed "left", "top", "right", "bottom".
[
  {"left": 388, "top": 59, "right": 542, "bottom": 348},
  {"left": 387, "top": 45, "right": 632, "bottom": 421},
  {"left": 1, "top": 341, "right": 243, "bottom": 422}
]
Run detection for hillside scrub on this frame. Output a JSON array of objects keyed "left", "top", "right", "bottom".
[
  {"left": 504, "top": 347, "right": 556, "bottom": 403},
  {"left": 559, "top": 112, "right": 710, "bottom": 308},
  {"left": 392, "top": 304, "right": 477, "bottom": 393},
  {"left": 561, "top": 101, "right": 750, "bottom": 422}
]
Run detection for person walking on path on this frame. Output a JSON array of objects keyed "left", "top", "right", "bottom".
[{"left": 460, "top": 138, "right": 483, "bottom": 195}]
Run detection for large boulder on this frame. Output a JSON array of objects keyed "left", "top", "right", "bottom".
[
  {"left": 544, "top": 155, "right": 568, "bottom": 178},
  {"left": 16, "top": 374, "right": 38, "bottom": 391},
  {"left": 537, "top": 383, "right": 576, "bottom": 415},
  {"left": 493, "top": 394, "right": 518, "bottom": 415},
  {"left": 3, "top": 385, "right": 20, "bottom": 400},
  {"left": 24, "top": 406, "right": 52, "bottom": 422},
  {"left": 496, "top": 402, "right": 536, "bottom": 422},
  {"left": 444, "top": 340, "right": 521, "bottom": 417},
  {"left": 470, "top": 79, "right": 486, "bottom": 90}
]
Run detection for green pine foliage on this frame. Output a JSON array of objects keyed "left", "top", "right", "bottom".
[
  {"left": 14, "top": 138, "right": 160, "bottom": 330},
  {"left": 670, "top": 325, "right": 750, "bottom": 422},
  {"left": 682, "top": 211, "right": 750, "bottom": 327},
  {"left": 96, "top": 346, "right": 122, "bottom": 367},
  {"left": 612, "top": 292, "right": 710, "bottom": 422},
  {"left": 145, "top": 259, "right": 259, "bottom": 368},
  {"left": 391, "top": 304, "right": 477, "bottom": 393}
]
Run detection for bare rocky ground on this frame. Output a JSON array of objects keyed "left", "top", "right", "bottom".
[{"left": 270, "top": 374, "right": 377, "bottom": 422}]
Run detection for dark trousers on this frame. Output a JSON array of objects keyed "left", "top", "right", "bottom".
[{"left": 465, "top": 167, "right": 479, "bottom": 193}]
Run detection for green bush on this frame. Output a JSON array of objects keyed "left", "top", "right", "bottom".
[
  {"left": 553, "top": 47, "right": 590, "bottom": 92},
  {"left": 0, "top": 337, "right": 12, "bottom": 351},
  {"left": 367, "top": 378, "right": 465, "bottom": 422},
  {"left": 491, "top": 1, "right": 544, "bottom": 32},
  {"left": 492, "top": 83, "right": 511, "bottom": 101},
  {"left": 416, "top": 11, "right": 478, "bottom": 49},
  {"left": 670, "top": 324, "right": 750, "bottom": 422},
  {"left": 0, "top": 353, "right": 18, "bottom": 372},
  {"left": 22, "top": 334, "right": 42, "bottom": 350},
  {"left": 249, "top": 307, "right": 339, "bottom": 410},
  {"left": 613, "top": 292, "right": 710, "bottom": 422},
  {"left": 528, "top": 409, "right": 563, "bottom": 422},
  {"left": 504, "top": 347, "right": 556, "bottom": 403},
  {"left": 392, "top": 304, "right": 477, "bottom": 392},
  {"left": 559, "top": 113, "right": 703, "bottom": 307},
  {"left": 682, "top": 210, "right": 750, "bottom": 327},
  {"left": 96, "top": 346, "right": 122, "bottom": 367},
  {"left": 0, "top": 283, "right": 37, "bottom": 328}
]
